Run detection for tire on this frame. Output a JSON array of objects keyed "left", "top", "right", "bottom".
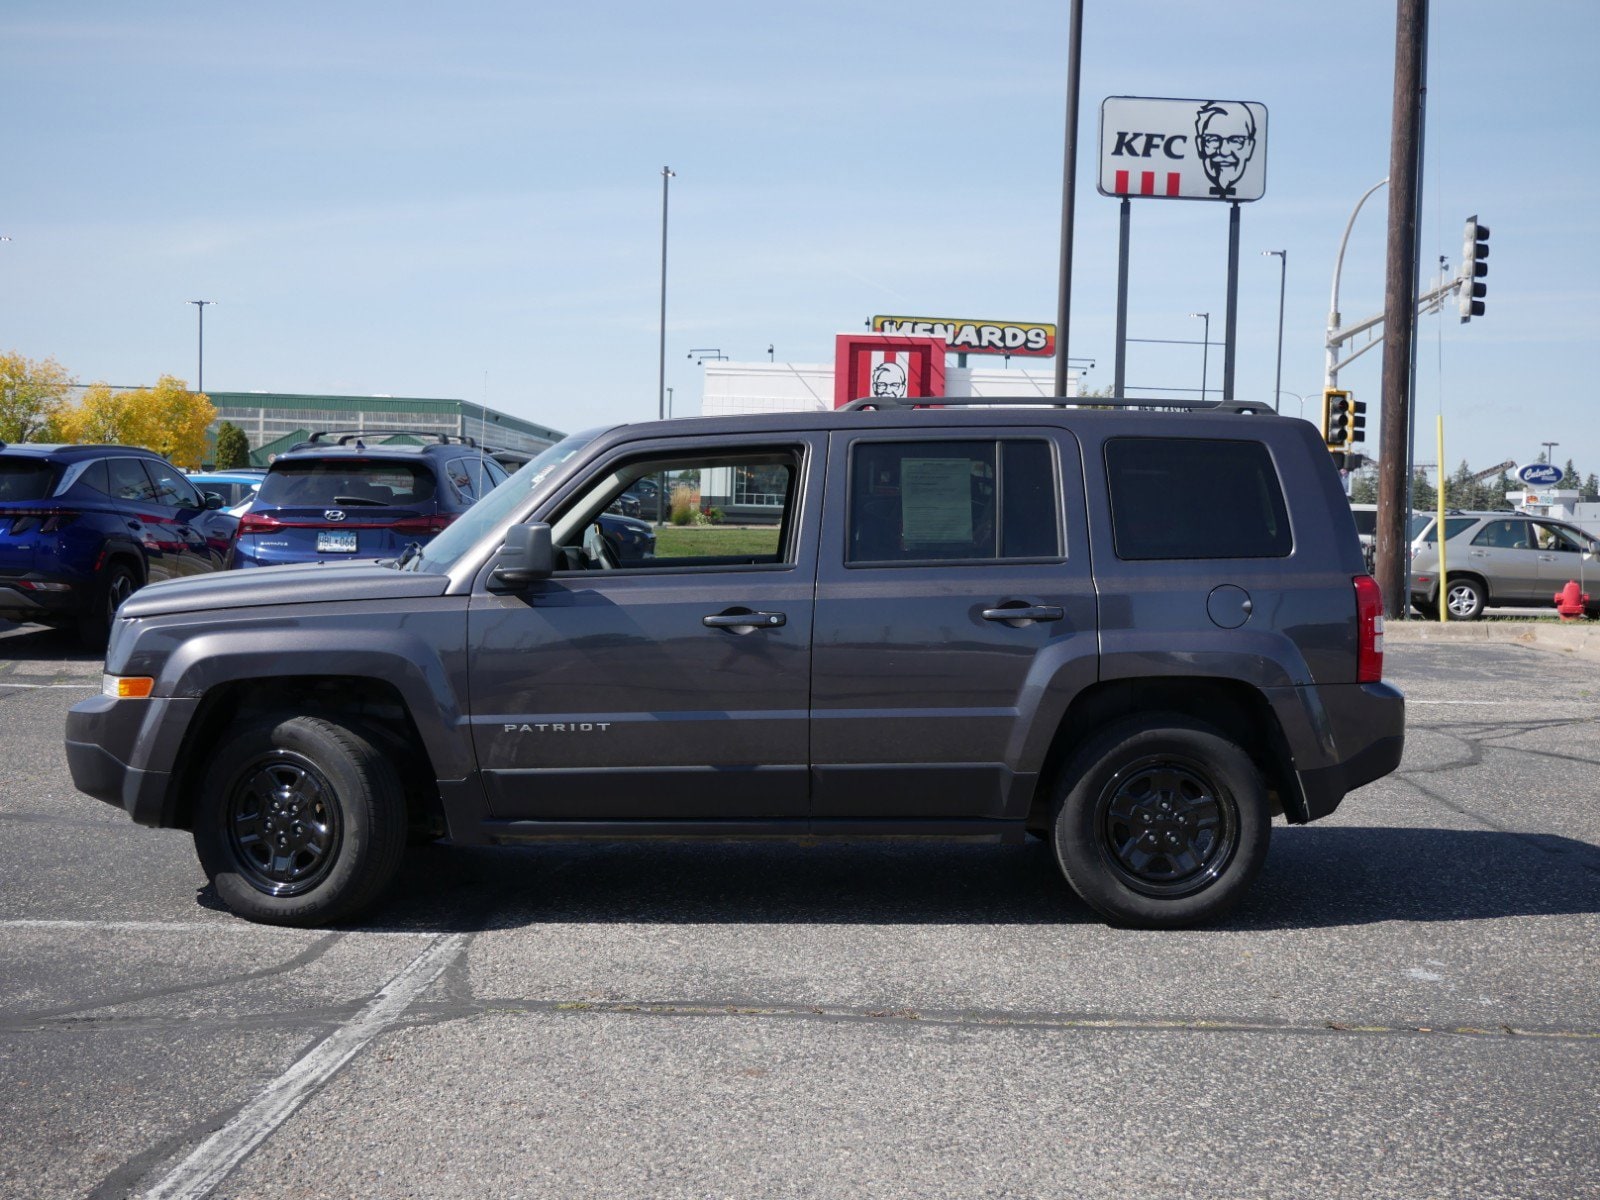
[
  {"left": 77, "top": 561, "right": 139, "bottom": 650},
  {"left": 193, "top": 714, "right": 408, "bottom": 926},
  {"left": 1413, "top": 598, "right": 1440, "bottom": 621},
  {"left": 1051, "top": 715, "right": 1270, "bottom": 928},
  {"left": 1443, "top": 577, "right": 1486, "bottom": 621}
]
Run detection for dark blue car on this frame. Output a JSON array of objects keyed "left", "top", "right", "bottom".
[
  {"left": 0, "top": 441, "right": 238, "bottom": 645},
  {"left": 235, "top": 433, "right": 507, "bottom": 568}
]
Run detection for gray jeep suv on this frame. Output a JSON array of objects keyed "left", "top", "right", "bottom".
[{"left": 66, "top": 398, "right": 1404, "bottom": 928}]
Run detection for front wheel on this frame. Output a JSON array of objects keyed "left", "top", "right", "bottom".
[
  {"left": 193, "top": 714, "right": 407, "bottom": 926},
  {"left": 1052, "top": 716, "right": 1270, "bottom": 928}
]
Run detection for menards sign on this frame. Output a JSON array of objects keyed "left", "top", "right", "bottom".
[{"left": 870, "top": 315, "right": 1056, "bottom": 358}]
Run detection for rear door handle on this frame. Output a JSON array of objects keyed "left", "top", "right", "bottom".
[
  {"left": 703, "top": 609, "right": 786, "bottom": 632},
  {"left": 982, "top": 604, "right": 1064, "bottom": 624}
]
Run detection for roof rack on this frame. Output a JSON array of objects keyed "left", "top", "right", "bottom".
[
  {"left": 287, "top": 429, "right": 481, "bottom": 452},
  {"left": 840, "top": 395, "right": 1275, "bottom": 415}
]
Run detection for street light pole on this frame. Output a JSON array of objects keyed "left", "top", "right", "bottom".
[
  {"left": 1189, "top": 312, "right": 1210, "bottom": 403},
  {"left": 657, "top": 167, "right": 675, "bottom": 424},
  {"left": 187, "top": 300, "right": 213, "bottom": 394},
  {"left": 1327, "top": 179, "right": 1388, "bottom": 390},
  {"left": 1541, "top": 441, "right": 1559, "bottom": 464},
  {"left": 1262, "top": 250, "right": 1286, "bottom": 413}
]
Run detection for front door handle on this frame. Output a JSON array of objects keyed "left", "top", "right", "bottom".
[
  {"left": 982, "top": 604, "right": 1064, "bottom": 625},
  {"left": 703, "top": 609, "right": 786, "bottom": 633}
]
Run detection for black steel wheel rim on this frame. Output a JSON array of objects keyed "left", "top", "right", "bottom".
[
  {"left": 1095, "top": 754, "right": 1238, "bottom": 897},
  {"left": 226, "top": 753, "right": 343, "bottom": 896}
]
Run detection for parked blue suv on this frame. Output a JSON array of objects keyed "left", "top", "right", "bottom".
[
  {"left": 235, "top": 432, "right": 507, "bottom": 568},
  {"left": 0, "top": 441, "right": 238, "bottom": 645}
]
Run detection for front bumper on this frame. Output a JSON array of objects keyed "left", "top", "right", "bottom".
[{"left": 65, "top": 693, "right": 199, "bottom": 827}]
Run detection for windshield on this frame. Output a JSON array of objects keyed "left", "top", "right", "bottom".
[{"left": 410, "top": 432, "right": 598, "bottom": 573}]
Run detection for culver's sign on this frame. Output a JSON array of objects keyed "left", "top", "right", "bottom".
[
  {"left": 1516, "top": 463, "right": 1564, "bottom": 486},
  {"left": 1099, "top": 96, "right": 1269, "bottom": 202}
]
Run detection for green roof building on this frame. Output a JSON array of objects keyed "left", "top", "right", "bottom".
[{"left": 205, "top": 392, "right": 564, "bottom": 467}]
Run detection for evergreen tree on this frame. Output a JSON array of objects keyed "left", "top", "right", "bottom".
[{"left": 215, "top": 421, "right": 251, "bottom": 469}]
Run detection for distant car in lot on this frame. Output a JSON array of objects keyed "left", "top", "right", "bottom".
[
  {"left": 234, "top": 432, "right": 508, "bottom": 568},
  {"left": 188, "top": 470, "right": 264, "bottom": 516},
  {"left": 0, "top": 441, "right": 237, "bottom": 645},
  {"left": 1410, "top": 510, "right": 1600, "bottom": 619}
]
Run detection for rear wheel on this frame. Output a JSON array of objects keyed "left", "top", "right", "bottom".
[
  {"left": 77, "top": 561, "right": 138, "bottom": 650},
  {"left": 1051, "top": 716, "right": 1270, "bottom": 928},
  {"left": 193, "top": 714, "right": 407, "bottom": 926},
  {"left": 1443, "top": 578, "right": 1486, "bottom": 621}
]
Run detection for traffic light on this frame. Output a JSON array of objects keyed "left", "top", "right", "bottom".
[
  {"left": 1459, "top": 215, "right": 1490, "bottom": 322},
  {"left": 1349, "top": 398, "right": 1367, "bottom": 444},
  {"left": 1322, "top": 388, "right": 1352, "bottom": 450}
]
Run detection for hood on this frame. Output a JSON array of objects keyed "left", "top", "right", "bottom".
[{"left": 120, "top": 561, "right": 451, "bottom": 619}]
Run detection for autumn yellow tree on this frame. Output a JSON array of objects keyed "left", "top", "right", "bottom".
[
  {"left": 0, "top": 351, "right": 73, "bottom": 442},
  {"left": 54, "top": 376, "right": 217, "bottom": 467}
]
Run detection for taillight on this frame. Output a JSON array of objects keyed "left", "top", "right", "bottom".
[
  {"left": 391, "top": 513, "right": 456, "bottom": 536},
  {"left": 1354, "top": 574, "right": 1384, "bottom": 683},
  {"left": 239, "top": 511, "right": 284, "bottom": 534},
  {"left": 0, "top": 508, "right": 79, "bottom": 534}
]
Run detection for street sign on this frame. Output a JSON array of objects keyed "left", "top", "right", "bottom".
[
  {"left": 1099, "top": 96, "right": 1268, "bottom": 202},
  {"left": 1516, "top": 463, "right": 1564, "bottom": 486}
]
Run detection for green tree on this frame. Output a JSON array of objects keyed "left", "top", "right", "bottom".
[
  {"left": 1409, "top": 469, "right": 1436, "bottom": 513},
  {"left": 1585, "top": 473, "right": 1599, "bottom": 502},
  {"left": 214, "top": 420, "right": 251, "bottom": 468},
  {"left": 1564, "top": 458, "right": 1579, "bottom": 491},
  {"left": 1348, "top": 469, "right": 1378, "bottom": 504},
  {"left": 0, "top": 351, "right": 73, "bottom": 442}
]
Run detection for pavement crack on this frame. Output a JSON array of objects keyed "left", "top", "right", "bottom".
[
  {"left": 393, "top": 996, "right": 1600, "bottom": 1044},
  {"left": 16, "top": 931, "right": 346, "bottom": 1024}
]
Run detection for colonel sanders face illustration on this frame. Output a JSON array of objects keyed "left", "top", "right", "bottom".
[
  {"left": 871, "top": 361, "right": 908, "bottom": 399},
  {"left": 1194, "top": 102, "right": 1257, "bottom": 197}
]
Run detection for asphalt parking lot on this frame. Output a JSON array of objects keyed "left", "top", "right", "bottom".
[{"left": 1, "top": 622, "right": 1596, "bottom": 1200}]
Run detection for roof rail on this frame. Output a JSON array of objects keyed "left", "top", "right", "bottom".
[
  {"left": 299, "top": 429, "right": 480, "bottom": 448},
  {"left": 840, "top": 395, "right": 1276, "bottom": 415}
]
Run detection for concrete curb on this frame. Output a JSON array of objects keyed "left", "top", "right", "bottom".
[{"left": 1385, "top": 617, "right": 1600, "bottom": 662}]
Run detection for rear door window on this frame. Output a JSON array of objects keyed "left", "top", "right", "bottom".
[
  {"left": 0, "top": 460, "right": 60, "bottom": 501},
  {"left": 257, "top": 460, "right": 438, "bottom": 508},
  {"left": 846, "top": 439, "right": 1061, "bottom": 565},
  {"left": 1105, "top": 437, "right": 1291, "bottom": 560},
  {"left": 107, "top": 458, "right": 157, "bottom": 503}
]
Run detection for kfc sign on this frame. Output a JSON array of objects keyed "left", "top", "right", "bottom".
[
  {"left": 1099, "top": 96, "right": 1268, "bottom": 202},
  {"left": 870, "top": 315, "right": 1056, "bottom": 358}
]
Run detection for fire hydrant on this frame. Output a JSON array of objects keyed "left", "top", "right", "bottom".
[{"left": 1554, "top": 579, "right": 1590, "bottom": 620}]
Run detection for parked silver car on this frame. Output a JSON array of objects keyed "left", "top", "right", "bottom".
[{"left": 1410, "top": 511, "right": 1600, "bottom": 619}]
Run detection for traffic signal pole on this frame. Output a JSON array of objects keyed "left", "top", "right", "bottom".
[{"left": 1375, "top": 0, "right": 1428, "bottom": 619}]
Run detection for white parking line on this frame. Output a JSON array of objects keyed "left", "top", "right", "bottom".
[{"left": 143, "top": 932, "right": 469, "bottom": 1200}]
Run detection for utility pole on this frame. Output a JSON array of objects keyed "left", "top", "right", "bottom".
[
  {"left": 187, "top": 300, "right": 213, "bottom": 394},
  {"left": 1374, "top": 0, "right": 1427, "bottom": 619}
]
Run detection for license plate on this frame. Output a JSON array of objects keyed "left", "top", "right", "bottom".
[{"left": 317, "top": 531, "right": 358, "bottom": 553}]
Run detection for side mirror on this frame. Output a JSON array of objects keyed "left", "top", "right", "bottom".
[
  {"left": 203, "top": 492, "right": 226, "bottom": 510},
  {"left": 492, "top": 522, "right": 553, "bottom": 586}
]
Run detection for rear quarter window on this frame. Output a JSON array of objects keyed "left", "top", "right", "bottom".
[{"left": 1105, "top": 437, "right": 1292, "bottom": 560}]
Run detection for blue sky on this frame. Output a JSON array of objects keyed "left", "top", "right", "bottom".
[{"left": 3, "top": 1, "right": 1597, "bottom": 479}]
